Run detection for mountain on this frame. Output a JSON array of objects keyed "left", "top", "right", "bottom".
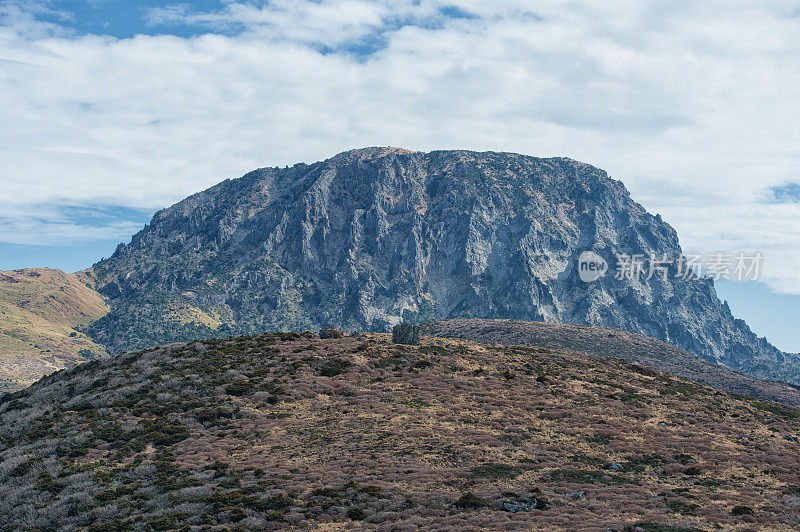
[
  {"left": 87, "top": 147, "right": 799, "bottom": 384},
  {"left": 2, "top": 331, "right": 800, "bottom": 530},
  {"left": 0, "top": 268, "right": 109, "bottom": 393},
  {"left": 421, "top": 319, "right": 800, "bottom": 406}
]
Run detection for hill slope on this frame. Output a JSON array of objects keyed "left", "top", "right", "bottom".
[
  {"left": 1, "top": 332, "right": 800, "bottom": 530},
  {"left": 421, "top": 319, "right": 800, "bottom": 407},
  {"left": 87, "top": 147, "right": 798, "bottom": 385},
  {"left": 0, "top": 268, "right": 109, "bottom": 393}
]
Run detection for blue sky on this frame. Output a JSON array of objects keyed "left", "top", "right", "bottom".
[
  {"left": 1, "top": 1, "right": 799, "bottom": 351},
  {"left": 715, "top": 280, "right": 800, "bottom": 354},
  {"left": 30, "top": 1, "right": 234, "bottom": 38}
]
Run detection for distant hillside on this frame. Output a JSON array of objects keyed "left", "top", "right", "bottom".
[
  {"left": 0, "top": 268, "right": 109, "bottom": 392},
  {"left": 2, "top": 331, "right": 800, "bottom": 530},
  {"left": 87, "top": 147, "right": 799, "bottom": 385},
  {"left": 421, "top": 319, "right": 800, "bottom": 407}
]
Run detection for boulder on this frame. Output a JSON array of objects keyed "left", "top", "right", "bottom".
[{"left": 392, "top": 322, "right": 420, "bottom": 345}]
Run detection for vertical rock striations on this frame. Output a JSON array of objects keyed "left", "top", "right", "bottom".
[{"left": 87, "top": 147, "right": 800, "bottom": 384}]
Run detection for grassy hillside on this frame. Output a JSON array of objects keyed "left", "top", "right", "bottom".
[
  {"left": 1, "top": 332, "right": 800, "bottom": 530},
  {"left": 422, "top": 319, "right": 800, "bottom": 407},
  {"left": 0, "top": 268, "right": 109, "bottom": 393}
]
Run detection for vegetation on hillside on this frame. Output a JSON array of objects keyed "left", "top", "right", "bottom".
[
  {"left": 0, "top": 269, "right": 109, "bottom": 393},
  {"left": 1, "top": 332, "right": 799, "bottom": 530},
  {"left": 422, "top": 319, "right": 800, "bottom": 407}
]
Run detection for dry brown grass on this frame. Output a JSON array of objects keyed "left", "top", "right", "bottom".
[
  {"left": 422, "top": 319, "right": 800, "bottom": 407},
  {"left": 1, "top": 331, "right": 800, "bottom": 530},
  {"left": 0, "top": 268, "right": 109, "bottom": 392}
]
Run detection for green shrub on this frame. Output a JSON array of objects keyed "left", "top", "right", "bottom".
[
  {"left": 10, "top": 458, "right": 39, "bottom": 477},
  {"left": 310, "top": 487, "right": 340, "bottom": 498},
  {"left": 34, "top": 471, "right": 60, "bottom": 495},
  {"left": 632, "top": 523, "right": 705, "bottom": 532},
  {"left": 318, "top": 359, "right": 352, "bottom": 377},
  {"left": 347, "top": 507, "right": 366, "bottom": 520},
  {"left": 359, "top": 485, "right": 384, "bottom": 497},
  {"left": 471, "top": 463, "right": 522, "bottom": 479},
  {"left": 454, "top": 492, "right": 485, "bottom": 509},
  {"left": 666, "top": 499, "right": 700, "bottom": 515},
  {"left": 225, "top": 382, "right": 254, "bottom": 396},
  {"left": 546, "top": 469, "right": 633, "bottom": 485}
]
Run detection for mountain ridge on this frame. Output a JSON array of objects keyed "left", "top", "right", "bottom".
[
  {"left": 421, "top": 319, "right": 800, "bottom": 406},
  {"left": 85, "top": 147, "right": 798, "bottom": 384}
]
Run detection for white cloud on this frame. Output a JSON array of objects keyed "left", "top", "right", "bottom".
[
  {"left": 1, "top": 1, "right": 800, "bottom": 293},
  {"left": 146, "top": 0, "right": 418, "bottom": 50},
  {"left": 0, "top": 203, "right": 146, "bottom": 245}
]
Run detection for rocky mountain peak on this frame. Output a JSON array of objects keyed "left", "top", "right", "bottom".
[{"left": 87, "top": 148, "right": 800, "bottom": 384}]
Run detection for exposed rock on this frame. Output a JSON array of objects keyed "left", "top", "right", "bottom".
[
  {"left": 392, "top": 322, "right": 420, "bottom": 345},
  {"left": 501, "top": 496, "right": 550, "bottom": 512},
  {"left": 86, "top": 147, "right": 798, "bottom": 384}
]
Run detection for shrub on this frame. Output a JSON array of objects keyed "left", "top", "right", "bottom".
[
  {"left": 631, "top": 523, "right": 706, "bottom": 532},
  {"left": 546, "top": 469, "right": 632, "bottom": 485},
  {"left": 10, "top": 458, "right": 39, "bottom": 477},
  {"left": 194, "top": 408, "right": 236, "bottom": 424},
  {"left": 254, "top": 495, "right": 293, "bottom": 512},
  {"left": 123, "top": 418, "right": 191, "bottom": 448},
  {"left": 347, "top": 507, "right": 366, "bottom": 520},
  {"left": 318, "top": 359, "right": 352, "bottom": 377},
  {"left": 225, "top": 382, "right": 254, "bottom": 396},
  {"left": 35, "top": 471, "right": 61, "bottom": 495},
  {"left": 454, "top": 492, "right": 485, "bottom": 509},
  {"left": 293, "top": 345, "right": 315, "bottom": 353},
  {"left": 319, "top": 328, "right": 343, "bottom": 339},
  {"left": 587, "top": 434, "right": 611, "bottom": 445},
  {"left": 471, "top": 463, "right": 522, "bottom": 479},
  {"left": 731, "top": 505, "right": 754, "bottom": 516},
  {"left": 310, "top": 487, "right": 340, "bottom": 498},
  {"left": 665, "top": 499, "right": 700, "bottom": 515},
  {"left": 147, "top": 513, "right": 190, "bottom": 532},
  {"left": 359, "top": 485, "right": 384, "bottom": 497}
]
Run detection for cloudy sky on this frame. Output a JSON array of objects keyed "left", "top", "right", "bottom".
[{"left": 1, "top": 0, "right": 799, "bottom": 349}]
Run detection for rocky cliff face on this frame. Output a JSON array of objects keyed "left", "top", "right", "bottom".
[{"left": 88, "top": 147, "right": 800, "bottom": 384}]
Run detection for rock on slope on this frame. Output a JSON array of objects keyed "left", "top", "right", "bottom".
[
  {"left": 421, "top": 319, "right": 800, "bottom": 407},
  {"left": 88, "top": 147, "right": 798, "bottom": 384},
  {"left": 2, "top": 331, "right": 800, "bottom": 530},
  {"left": 0, "top": 268, "right": 109, "bottom": 393}
]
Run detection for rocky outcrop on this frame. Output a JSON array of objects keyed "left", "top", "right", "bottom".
[
  {"left": 392, "top": 323, "right": 420, "bottom": 345},
  {"left": 88, "top": 147, "right": 800, "bottom": 384}
]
